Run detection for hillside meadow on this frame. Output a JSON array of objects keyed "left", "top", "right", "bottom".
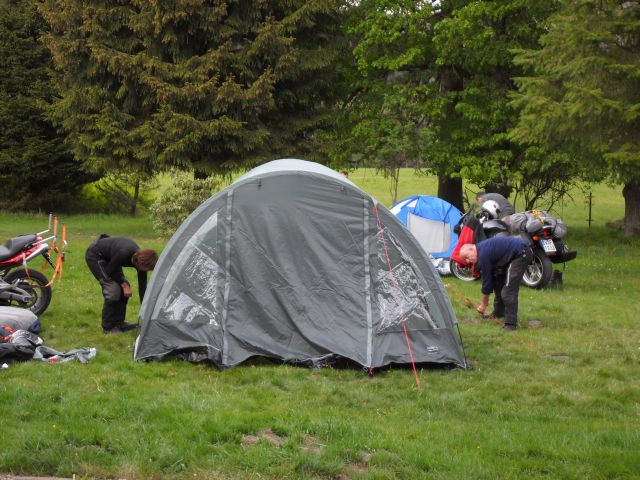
[{"left": 0, "top": 170, "right": 638, "bottom": 479}]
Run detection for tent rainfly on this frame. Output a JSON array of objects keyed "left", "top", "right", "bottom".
[{"left": 134, "top": 160, "right": 467, "bottom": 370}]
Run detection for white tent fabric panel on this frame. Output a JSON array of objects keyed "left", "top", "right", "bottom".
[{"left": 407, "top": 213, "right": 451, "bottom": 254}]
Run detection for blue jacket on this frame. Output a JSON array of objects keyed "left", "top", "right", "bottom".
[{"left": 476, "top": 236, "right": 529, "bottom": 294}]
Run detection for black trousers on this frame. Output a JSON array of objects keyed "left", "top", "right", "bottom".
[
  {"left": 493, "top": 247, "right": 533, "bottom": 327},
  {"left": 85, "top": 245, "right": 129, "bottom": 330}
]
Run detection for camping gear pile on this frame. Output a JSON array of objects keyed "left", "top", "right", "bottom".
[
  {"left": 1, "top": 306, "right": 44, "bottom": 361},
  {"left": 0, "top": 306, "right": 96, "bottom": 364},
  {"left": 135, "top": 159, "right": 467, "bottom": 371}
]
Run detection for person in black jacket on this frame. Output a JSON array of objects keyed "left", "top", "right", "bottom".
[
  {"left": 85, "top": 235, "right": 158, "bottom": 334},
  {"left": 459, "top": 237, "right": 532, "bottom": 330}
]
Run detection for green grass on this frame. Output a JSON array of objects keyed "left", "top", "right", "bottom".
[{"left": 1, "top": 171, "right": 639, "bottom": 479}]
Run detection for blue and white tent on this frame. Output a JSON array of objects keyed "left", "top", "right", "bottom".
[{"left": 391, "top": 196, "right": 463, "bottom": 274}]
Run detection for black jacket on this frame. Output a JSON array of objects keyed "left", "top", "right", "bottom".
[{"left": 89, "top": 236, "right": 147, "bottom": 300}]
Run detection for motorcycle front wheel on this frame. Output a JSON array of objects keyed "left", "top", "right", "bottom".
[
  {"left": 450, "top": 259, "right": 476, "bottom": 282},
  {"left": 3, "top": 268, "right": 52, "bottom": 316},
  {"left": 521, "top": 248, "right": 553, "bottom": 289}
]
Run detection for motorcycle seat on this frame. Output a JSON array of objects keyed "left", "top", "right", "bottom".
[{"left": 0, "top": 234, "right": 38, "bottom": 262}]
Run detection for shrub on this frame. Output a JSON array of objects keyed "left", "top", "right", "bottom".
[{"left": 150, "top": 172, "right": 220, "bottom": 238}]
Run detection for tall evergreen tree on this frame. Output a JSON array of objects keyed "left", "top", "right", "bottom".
[
  {"left": 39, "top": 0, "right": 346, "bottom": 177},
  {"left": 512, "top": 0, "right": 640, "bottom": 235},
  {"left": 0, "top": 0, "right": 90, "bottom": 211}
]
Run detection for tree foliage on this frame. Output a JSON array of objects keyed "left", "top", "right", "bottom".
[
  {"left": 39, "top": 0, "right": 347, "bottom": 178},
  {"left": 0, "top": 0, "right": 91, "bottom": 212},
  {"left": 149, "top": 172, "right": 221, "bottom": 238},
  {"left": 512, "top": 0, "right": 640, "bottom": 235},
  {"left": 335, "top": 0, "right": 434, "bottom": 204},
  {"left": 336, "top": 0, "right": 558, "bottom": 210},
  {"left": 93, "top": 172, "right": 158, "bottom": 216},
  {"left": 433, "top": 0, "right": 557, "bottom": 197}
]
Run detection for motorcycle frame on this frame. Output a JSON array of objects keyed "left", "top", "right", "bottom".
[
  {"left": 0, "top": 243, "right": 52, "bottom": 272},
  {"left": 0, "top": 213, "right": 58, "bottom": 276},
  {"left": 0, "top": 278, "right": 32, "bottom": 303}
]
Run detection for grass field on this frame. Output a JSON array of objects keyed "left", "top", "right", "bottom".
[{"left": 1, "top": 170, "right": 639, "bottom": 479}]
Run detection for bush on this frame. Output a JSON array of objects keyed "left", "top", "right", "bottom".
[{"left": 150, "top": 172, "right": 221, "bottom": 238}]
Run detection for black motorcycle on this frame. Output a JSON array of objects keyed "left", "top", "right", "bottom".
[{"left": 451, "top": 207, "right": 577, "bottom": 289}]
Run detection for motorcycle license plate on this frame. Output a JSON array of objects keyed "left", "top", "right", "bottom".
[{"left": 540, "top": 238, "right": 556, "bottom": 253}]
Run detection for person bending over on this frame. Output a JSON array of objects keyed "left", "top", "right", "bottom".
[
  {"left": 459, "top": 237, "right": 532, "bottom": 330},
  {"left": 85, "top": 235, "right": 158, "bottom": 334}
]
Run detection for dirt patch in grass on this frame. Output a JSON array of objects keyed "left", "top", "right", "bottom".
[
  {"left": 0, "top": 476, "right": 72, "bottom": 480},
  {"left": 300, "top": 434, "right": 324, "bottom": 454},
  {"left": 241, "top": 431, "right": 326, "bottom": 455},
  {"left": 241, "top": 428, "right": 285, "bottom": 447},
  {"left": 338, "top": 451, "right": 373, "bottom": 478}
]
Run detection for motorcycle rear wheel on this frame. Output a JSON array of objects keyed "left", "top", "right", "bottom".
[
  {"left": 450, "top": 259, "right": 476, "bottom": 282},
  {"left": 3, "top": 268, "right": 52, "bottom": 316},
  {"left": 522, "top": 248, "right": 553, "bottom": 289}
]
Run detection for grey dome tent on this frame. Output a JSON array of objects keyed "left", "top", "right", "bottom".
[{"left": 134, "top": 159, "right": 467, "bottom": 370}]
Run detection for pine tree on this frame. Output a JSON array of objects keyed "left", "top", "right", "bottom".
[
  {"left": 0, "top": 0, "right": 90, "bottom": 211},
  {"left": 512, "top": 0, "right": 640, "bottom": 235},
  {"left": 39, "top": 0, "right": 346, "bottom": 177}
]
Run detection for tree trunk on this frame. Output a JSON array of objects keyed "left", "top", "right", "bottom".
[
  {"left": 129, "top": 178, "right": 140, "bottom": 216},
  {"left": 390, "top": 167, "right": 400, "bottom": 205},
  {"left": 438, "top": 172, "right": 463, "bottom": 211},
  {"left": 623, "top": 180, "right": 640, "bottom": 236},
  {"left": 437, "top": 63, "right": 464, "bottom": 212}
]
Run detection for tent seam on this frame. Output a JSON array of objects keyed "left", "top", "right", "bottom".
[
  {"left": 364, "top": 197, "right": 372, "bottom": 367},
  {"left": 221, "top": 190, "right": 233, "bottom": 366}
]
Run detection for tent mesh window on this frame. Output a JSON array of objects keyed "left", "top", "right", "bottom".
[
  {"left": 153, "top": 211, "right": 221, "bottom": 328},
  {"left": 372, "top": 224, "right": 446, "bottom": 334}
]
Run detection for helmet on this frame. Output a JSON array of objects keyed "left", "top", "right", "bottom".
[{"left": 481, "top": 200, "right": 501, "bottom": 219}]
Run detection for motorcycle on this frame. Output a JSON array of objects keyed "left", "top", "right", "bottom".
[
  {"left": 450, "top": 205, "right": 577, "bottom": 289},
  {"left": 0, "top": 214, "right": 66, "bottom": 316}
]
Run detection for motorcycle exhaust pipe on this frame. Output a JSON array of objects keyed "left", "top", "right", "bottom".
[{"left": 24, "top": 244, "right": 50, "bottom": 262}]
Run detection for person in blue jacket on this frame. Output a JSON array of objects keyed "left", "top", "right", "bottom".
[{"left": 459, "top": 237, "right": 533, "bottom": 330}]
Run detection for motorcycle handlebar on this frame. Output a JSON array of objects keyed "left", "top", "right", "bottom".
[{"left": 37, "top": 213, "right": 53, "bottom": 236}]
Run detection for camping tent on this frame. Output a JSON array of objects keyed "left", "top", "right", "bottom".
[
  {"left": 134, "top": 160, "right": 466, "bottom": 370},
  {"left": 391, "top": 196, "right": 463, "bottom": 275}
]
